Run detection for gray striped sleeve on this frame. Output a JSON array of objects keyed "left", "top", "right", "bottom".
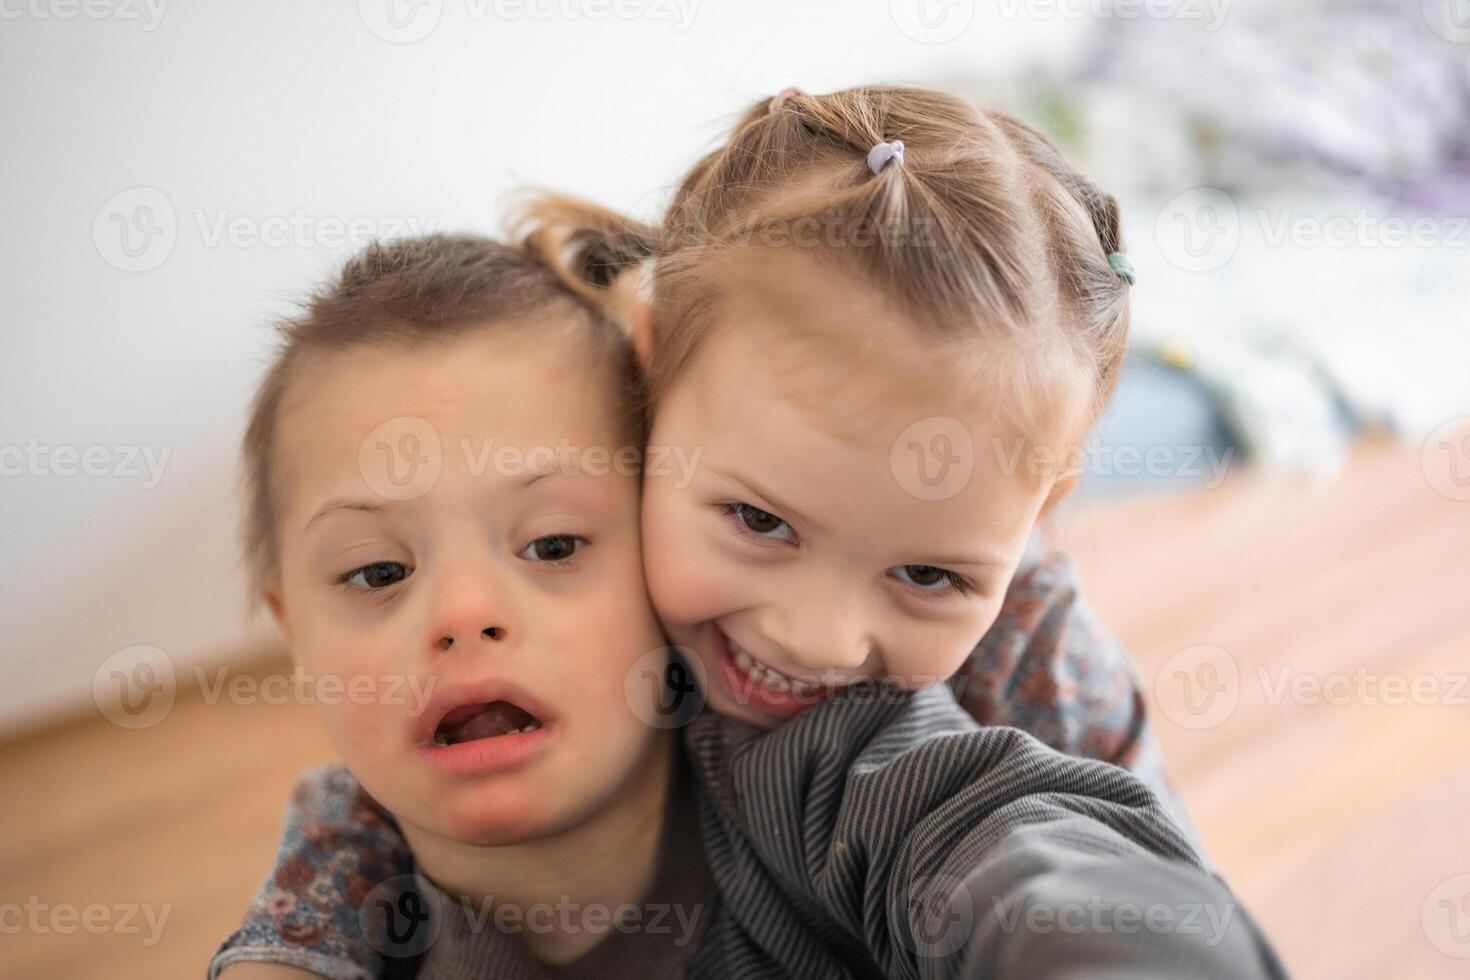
[{"left": 684, "top": 683, "right": 1286, "bottom": 979}]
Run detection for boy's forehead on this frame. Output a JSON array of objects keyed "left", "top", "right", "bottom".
[{"left": 275, "top": 332, "right": 623, "bottom": 501}]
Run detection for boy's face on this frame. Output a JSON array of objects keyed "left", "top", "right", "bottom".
[
  {"left": 641, "top": 254, "right": 1060, "bottom": 729},
  {"left": 267, "top": 325, "right": 668, "bottom": 846}
]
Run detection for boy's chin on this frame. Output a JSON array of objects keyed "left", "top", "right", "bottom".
[{"left": 425, "top": 783, "right": 568, "bottom": 847}]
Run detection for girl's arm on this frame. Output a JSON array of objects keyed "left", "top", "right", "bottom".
[
  {"left": 949, "top": 550, "right": 1200, "bottom": 845},
  {"left": 208, "top": 766, "right": 413, "bottom": 980}
]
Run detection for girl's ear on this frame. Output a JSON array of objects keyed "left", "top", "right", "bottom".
[
  {"left": 263, "top": 583, "right": 293, "bottom": 646},
  {"left": 629, "top": 299, "right": 655, "bottom": 370},
  {"left": 1039, "top": 472, "right": 1079, "bottom": 518}
]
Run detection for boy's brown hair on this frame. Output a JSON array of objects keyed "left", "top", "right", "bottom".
[{"left": 241, "top": 233, "right": 643, "bottom": 595}]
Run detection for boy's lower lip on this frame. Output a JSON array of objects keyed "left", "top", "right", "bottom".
[
  {"left": 417, "top": 725, "right": 553, "bottom": 776},
  {"left": 710, "top": 626, "right": 830, "bottom": 720}
]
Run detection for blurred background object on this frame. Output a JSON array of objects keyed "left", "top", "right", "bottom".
[{"left": 2, "top": 0, "right": 1467, "bottom": 977}]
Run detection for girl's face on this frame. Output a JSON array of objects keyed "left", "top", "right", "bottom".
[
  {"left": 641, "top": 255, "right": 1059, "bottom": 729},
  {"left": 267, "top": 325, "right": 669, "bottom": 846}
]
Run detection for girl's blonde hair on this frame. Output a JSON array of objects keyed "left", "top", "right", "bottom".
[{"left": 520, "top": 84, "right": 1131, "bottom": 452}]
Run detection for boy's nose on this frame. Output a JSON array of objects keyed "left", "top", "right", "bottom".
[
  {"left": 433, "top": 625, "right": 506, "bottom": 652},
  {"left": 426, "top": 567, "right": 516, "bottom": 654}
]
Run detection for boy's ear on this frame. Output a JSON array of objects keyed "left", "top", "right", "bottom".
[{"left": 629, "top": 299, "right": 654, "bottom": 371}]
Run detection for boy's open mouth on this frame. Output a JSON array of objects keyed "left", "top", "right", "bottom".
[{"left": 431, "top": 700, "right": 543, "bottom": 746}]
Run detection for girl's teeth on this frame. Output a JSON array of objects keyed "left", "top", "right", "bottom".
[{"left": 734, "top": 648, "right": 754, "bottom": 672}]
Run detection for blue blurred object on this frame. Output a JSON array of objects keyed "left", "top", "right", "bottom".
[{"left": 1072, "top": 356, "right": 1237, "bottom": 502}]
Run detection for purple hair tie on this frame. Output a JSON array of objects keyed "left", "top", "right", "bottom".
[{"left": 866, "top": 139, "right": 905, "bottom": 175}]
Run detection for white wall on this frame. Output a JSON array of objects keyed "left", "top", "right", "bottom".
[{"left": 0, "top": 0, "right": 1082, "bottom": 734}]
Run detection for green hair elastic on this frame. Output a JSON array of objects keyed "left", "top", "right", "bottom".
[{"left": 1107, "top": 251, "right": 1137, "bottom": 286}]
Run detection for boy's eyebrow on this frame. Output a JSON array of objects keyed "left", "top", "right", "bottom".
[
  {"left": 304, "top": 498, "right": 387, "bottom": 530},
  {"left": 706, "top": 464, "right": 819, "bottom": 531}
]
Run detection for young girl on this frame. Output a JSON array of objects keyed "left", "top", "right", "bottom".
[{"left": 214, "top": 87, "right": 1273, "bottom": 978}]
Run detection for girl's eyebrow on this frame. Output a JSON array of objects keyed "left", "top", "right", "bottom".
[{"left": 706, "top": 464, "right": 819, "bottom": 531}]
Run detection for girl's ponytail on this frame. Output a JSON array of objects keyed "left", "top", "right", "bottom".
[{"left": 511, "top": 193, "right": 658, "bottom": 327}]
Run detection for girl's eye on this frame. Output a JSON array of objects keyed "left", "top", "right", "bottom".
[
  {"left": 518, "top": 534, "right": 585, "bottom": 564},
  {"left": 342, "top": 561, "right": 412, "bottom": 591},
  {"left": 891, "top": 564, "right": 969, "bottom": 596},
  {"left": 724, "top": 502, "right": 795, "bottom": 542}
]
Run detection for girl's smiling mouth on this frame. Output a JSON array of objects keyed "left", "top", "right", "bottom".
[{"left": 709, "top": 624, "right": 842, "bottom": 720}]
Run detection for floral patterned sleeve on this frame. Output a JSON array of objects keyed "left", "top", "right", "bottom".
[
  {"left": 208, "top": 765, "right": 413, "bottom": 980},
  {"left": 947, "top": 549, "right": 1199, "bottom": 844}
]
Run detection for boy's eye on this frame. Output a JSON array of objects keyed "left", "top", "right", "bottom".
[
  {"left": 725, "top": 502, "right": 795, "bottom": 541},
  {"left": 891, "top": 564, "right": 967, "bottom": 596},
  {"left": 342, "top": 561, "right": 412, "bottom": 591},
  {"left": 518, "top": 534, "right": 584, "bottom": 563}
]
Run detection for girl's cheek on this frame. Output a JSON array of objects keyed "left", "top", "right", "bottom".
[{"left": 642, "top": 508, "right": 747, "bottom": 628}]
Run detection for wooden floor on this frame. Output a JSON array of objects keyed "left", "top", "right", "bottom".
[{"left": 3, "top": 440, "right": 1467, "bottom": 978}]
